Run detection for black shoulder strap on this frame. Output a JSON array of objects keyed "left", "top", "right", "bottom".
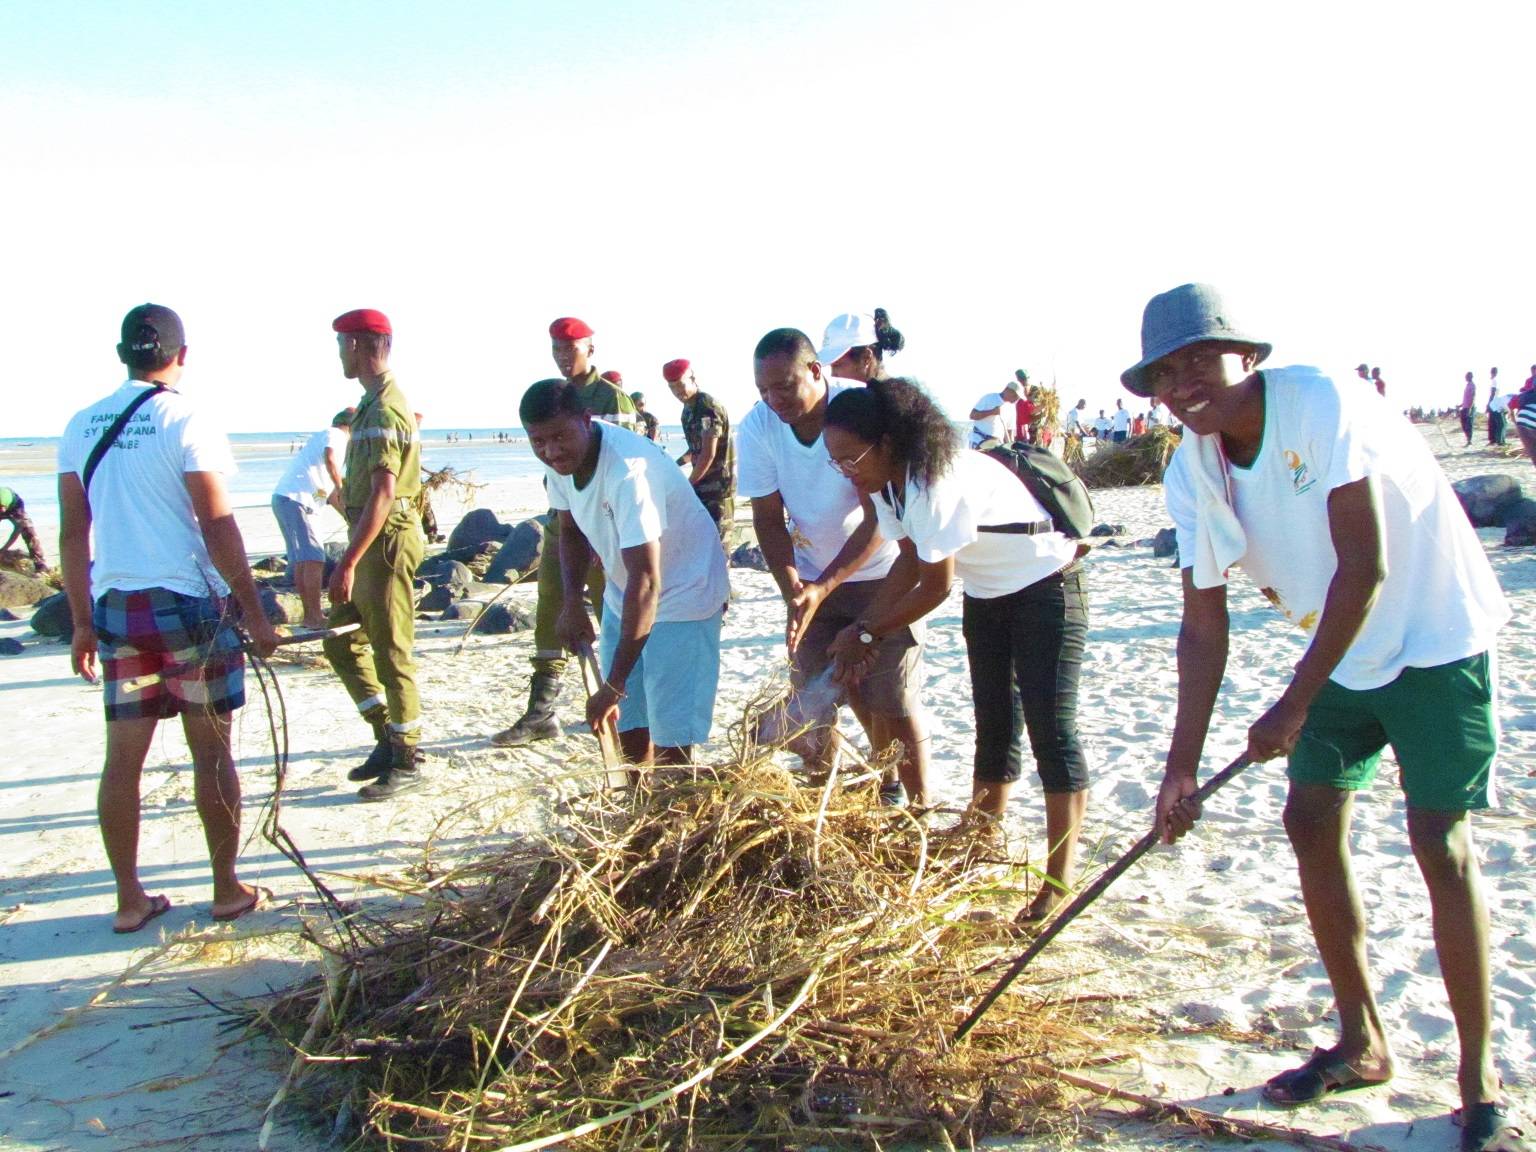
[{"left": 82, "top": 384, "right": 167, "bottom": 497}]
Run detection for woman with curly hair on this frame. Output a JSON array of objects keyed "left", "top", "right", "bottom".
[
  {"left": 824, "top": 377, "right": 1091, "bottom": 919},
  {"left": 816, "top": 308, "right": 905, "bottom": 383}
]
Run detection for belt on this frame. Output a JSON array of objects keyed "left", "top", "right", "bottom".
[
  {"left": 344, "top": 497, "right": 420, "bottom": 521},
  {"left": 977, "top": 520, "right": 1053, "bottom": 535}
]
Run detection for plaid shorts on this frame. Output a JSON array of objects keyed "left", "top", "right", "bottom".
[{"left": 93, "top": 587, "right": 246, "bottom": 721}]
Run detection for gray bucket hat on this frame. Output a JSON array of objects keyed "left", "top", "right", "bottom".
[{"left": 1121, "top": 283, "right": 1271, "bottom": 397}]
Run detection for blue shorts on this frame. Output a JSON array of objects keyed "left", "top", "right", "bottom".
[
  {"left": 271, "top": 494, "right": 325, "bottom": 564},
  {"left": 599, "top": 608, "right": 723, "bottom": 748}
]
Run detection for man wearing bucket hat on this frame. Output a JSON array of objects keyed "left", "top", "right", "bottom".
[
  {"left": 1129, "top": 284, "right": 1517, "bottom": 1147},
  {"left": 492, "top": 318, "right": 638, "bottom": 748}
]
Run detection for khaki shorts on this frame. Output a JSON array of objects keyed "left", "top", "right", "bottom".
[{"left": 792, "top": 579, "right": 923, "bottom": 718}]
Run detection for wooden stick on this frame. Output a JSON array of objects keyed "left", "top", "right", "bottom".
[
  {"left": 120, "top": 623, "right": 361, "bottom": 693},
  {"left": 576, "top": 642, "right": 627, "bottom": 790},
  {"left": 954, "top": 752, "right": 1253, "bottom": 1042}
]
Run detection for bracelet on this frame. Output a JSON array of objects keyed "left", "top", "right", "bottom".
[{"left": 602, "top": 680, "right": 627, "bottom": 700}]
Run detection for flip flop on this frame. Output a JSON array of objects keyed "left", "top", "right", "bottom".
[
  {"left": 1458, "top": 1102, "right": 1530, "bottom": 1152},
  {"left": 211, "top": 885, "right": 271, "bottom": 923},
  {"left": 1262, "top": 1047, "right": 1391, "bottom": 1106},
  {"left": 113, "top": 894, "right": 172, "bottom": 935}
]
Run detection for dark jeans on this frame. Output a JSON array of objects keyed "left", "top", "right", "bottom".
[
  {"left": 961, "top": 565, "right": 1089, "bottom": 791},
  {"left": 1460, "top": 407, "right": 1474, "bottom": 443},
  {"left": 1489, "top": 410, "right": 1507, "bottom": 446}
]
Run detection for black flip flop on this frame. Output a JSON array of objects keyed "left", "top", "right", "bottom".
[
  {"left": 113, "top": 894, "right": 172, "bottom": 935},
  {"left": 1459, "top": 1102, "right": 1530, "bottom": 1152},
  {"left": 1262, "top": 1047, "right": 1390, "bottom": 1106}
]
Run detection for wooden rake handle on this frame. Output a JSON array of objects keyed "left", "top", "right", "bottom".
[
  {"left": 953, "top": 751, "right": 1254, "bottom": 1043},
  {"left": 120, "top": 622, "right": 362, "bottom": 694},
  {"left": 575, "top": 642, "right": 628, "bottom": 789}
]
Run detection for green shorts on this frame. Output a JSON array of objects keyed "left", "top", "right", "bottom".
[{"left": 1288, "top": 651, "right": 1498, "bottom": 811}]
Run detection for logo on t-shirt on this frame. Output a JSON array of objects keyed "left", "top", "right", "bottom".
[{"left": 1283, "top": 449, "right": 1317, "bottom": 496}]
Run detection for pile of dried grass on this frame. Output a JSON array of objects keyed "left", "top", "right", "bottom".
[
  {"left": 1077, "top": 427, "right": 1181, "bottom": 489},
  {"left": 255, "top": 754, "right": 1126, "bottom": 1150}
]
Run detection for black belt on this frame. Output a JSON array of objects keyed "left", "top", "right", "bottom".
[{"left": 977, "top": 520, "right": 1053, "bottom": 535}]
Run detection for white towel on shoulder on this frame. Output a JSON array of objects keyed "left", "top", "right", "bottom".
[{"left": 1187, "top": 432, "right": 1246, "bottom": 589}]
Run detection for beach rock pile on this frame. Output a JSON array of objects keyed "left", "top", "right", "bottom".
[
  {"left": 1505, "top": 498, "right": 1536, "bottom": 546},
  {"left": 1090, "top": 523, "right": 1127, "bottom": 537},
  {"left": 1453, "top": 474, "right": 1522, "bottom": 527},
  {"left": 1151, "top": 527, "right": 1178, "bottom": 559},
  {"left": 484, "top": 517, "right": 546, "bottom": 583},
  {"left": 730, "top": 543, "right": 770, "bottom": 571},
  {"left": 0, "top": 570, "right": 53, "bottom": 609},
  {"left": 446, "top": 508, "right": 510, "bottom": 552},
  {"left": 30, "top": 592, "right": 72, "bottom": 638},
  {"left": 442, "top": 599, "right": 530, "bottom": 634},
  {"left": 0, "top": 637, "right": 24, "bottom": 656}
]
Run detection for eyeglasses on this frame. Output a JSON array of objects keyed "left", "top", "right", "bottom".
[{"left": 827, "top": 443, "right": 874, "bottom": 476}]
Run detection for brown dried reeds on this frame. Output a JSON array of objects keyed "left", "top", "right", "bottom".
[
  {"left": 1077, "top": 427, "right": 1182, "bottom": 489},
  {"left": 254, "top": 754, "right": 1126, "bottom": 1150}
]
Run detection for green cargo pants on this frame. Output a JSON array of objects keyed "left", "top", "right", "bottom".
[
  {"left": 325, "top": 511, "right": 425, "bottom": 745},
  {"left": 532, "top": 512, "right": 604, "bottom": 677}
]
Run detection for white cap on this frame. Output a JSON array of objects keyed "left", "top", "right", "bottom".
[{"left": 816, "top": 312, "right": 879, "bottom": 367}]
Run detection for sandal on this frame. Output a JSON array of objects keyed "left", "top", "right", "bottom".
[
  {"left": 211, "top": 885, "right": 271, "bottom": 923},
  {"left": 113, "top": 894, "right": 172, "bottom": 935},
  {"left": 1458, "top": 1102, "right": 1530, "bottom": 1152},
  {"left": 1262, "top": 1047, "right": 1390, "bottom": 1106}
]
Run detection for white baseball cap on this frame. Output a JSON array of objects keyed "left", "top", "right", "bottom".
[{"left": 816, "top": 312, "right": 878, "bottom": 366}]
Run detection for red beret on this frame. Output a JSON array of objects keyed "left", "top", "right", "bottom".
[
  {"left": 600, "top": 369, "right": 623, "bottom": 386},
  {"left": 549, "top": 316, "right": 594, "bottom": 340},
  {"left": 662, "top": 358, "right": 691, "bottom": 383},
  {"left": 332, "top": 308, "right": 392, "bottom": 335}
]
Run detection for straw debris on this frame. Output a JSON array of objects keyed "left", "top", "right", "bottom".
[
  {"left": 253, "top": 752, "right": 1125, "bottom": 1149},
  {"left": 1077, "top": 427, "right": 1181, "bottom": 489}
]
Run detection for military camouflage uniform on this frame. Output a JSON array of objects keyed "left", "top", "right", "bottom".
[{"left": 681, "top": 391, "right": 735, "bottom": 546}]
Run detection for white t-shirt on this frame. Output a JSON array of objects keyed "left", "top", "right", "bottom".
[
  {"left": 274, "top": 426, "right": 348, "bottom": 508},
  {"left": 545, "top": 421, "right": 728, "bottom": 622},
  {"left": 1093, "top": 415, "right": 1111, "bottom": 436},
  {"left": 1063, "top": 407, "right": 1083, "bottom": 432},
  {"left": 58, "top": 380, "right": 237, "bottom": 600},
  {"left": 872, "top": 449, "right": 1078, "bottom": 600},
  {"left": 1148, "top": 402, "right": 1169, "bottom": 426},
  {"left": 735, "top": 383, "right": 896, "bottom": 583},
  {"left": 1489, "top": 393, "right": 1511, "bottom": 414},
  {"left": 1111, "top": 407, "right": 1132, "bottom": 433},
  {"left": 1165, "top": 365, "right": 1509, "bottom": 690},
  {"left": 969, "top": 392, "right": 1007, "bottom": 446}
]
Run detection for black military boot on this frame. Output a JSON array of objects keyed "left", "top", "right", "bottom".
[
  {"left": 347, "top": 709, "right": 392, "bottom": 782},
  {"left": 358, "top": 741, "right": 422, "bottom": 802},
  {"left": 490, "top": 671, "right": 562, "bottom": 747}
]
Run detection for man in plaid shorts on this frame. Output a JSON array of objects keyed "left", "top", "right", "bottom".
[{"left": 58, "top": 304, "right": 279, "bottom": 933}]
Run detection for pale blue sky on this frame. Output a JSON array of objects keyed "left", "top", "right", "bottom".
[{"left": 5, "top": 1, "right": 1534, "bottom": 435}]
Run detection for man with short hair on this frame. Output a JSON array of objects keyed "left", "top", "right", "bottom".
[
  {"left": 629, "top": 390, "right": 661, "bottom": 441},
  {"left": 58, "top": 303, "right": 279, "bottom": 932},
  {"left": 740, "top": 329, "right": 930, "bottom": 804},
  {"left": 1110, "top": 397, "right": 1132, "bottom": 443},
  {"left": 1460, "top": 371, "right": 1478, "bottom": 447},
  {"left": 1487, "top": 368, "right": 1509, "bottom": 447},
  {"left": 664, "top": 358, "right": 735, "bottom": 546},
  {"left": 1126, "top": 283, "right": 1515, "bottom": 1147},
  {"left": 968, "top": 382, "right": 1019, "bottom": 449},
  {"left": 0, "top": 486, "right": 48, "bottom": 571},
  {"left": 522, "top": 379, "right": 728, "bottom": 772},
  {"left": 322, "top": 308, "right": 426, "bottom": 801},
  {"left": 493, "top": 318, "right": 638, "bottom": 747},
  {"left": 271, "top": 408, "right": 352, "bottom": 628}
]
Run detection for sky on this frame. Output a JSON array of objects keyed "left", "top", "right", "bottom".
[{"left": 5, "top": 0, "right": 1535, "bottom": 436}]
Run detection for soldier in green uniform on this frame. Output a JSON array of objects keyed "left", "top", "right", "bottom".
[
  {"left": 492, "top": 317, "right": 637, "bottom": 747},
  {"left": 323, "top": 308, "right": 426, "bottom": 800},
  {"left": 664, "top": 359, "right": 735, "bottom": 548}
]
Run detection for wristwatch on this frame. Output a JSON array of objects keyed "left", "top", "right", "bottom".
[{"left": 857, "top": 620, "right": 878, "bottom": 645}]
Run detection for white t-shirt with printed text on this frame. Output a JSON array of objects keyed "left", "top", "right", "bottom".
[
  {"left": 545, "top": 421, "right": 728, "bottom": 622},
  {"left": 1164, "top": 365, "right": 1509, "bottom": 690},
  {"left": 58, "top": 380, "right": 237, "bottom": 600},
  {"left": 274, "top": 426, "right": 348, "bottom": 508},
  {"left": 735, "top": 383, "right": 896, "bottom": 584},
  {"left": 872, "top": 449, "right": 1078, "bottom": 600}
]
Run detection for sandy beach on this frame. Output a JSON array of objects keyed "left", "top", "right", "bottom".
[{"left": 0, "top": 421, "right": 1531, "bottom": 1151}]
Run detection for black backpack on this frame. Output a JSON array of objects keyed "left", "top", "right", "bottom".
[{"left": 984, "top": 443, "right": 1095, "bottom": 539}]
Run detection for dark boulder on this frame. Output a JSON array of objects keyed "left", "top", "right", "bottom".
[
  {"left": 0, "top": 637, "right": 23, "bottom": 655},
  {"left": 446, "top": 600, "right": 530, "bottom": 633},
  {"left": 0, "top": 570, "right": 54, "bottom": 609},
  {"left": 1504, "top": 497, "right": 1536, "bottom": 546},
  {"left": 1151, "top": 527, "right": 1179, "bottom": 559},
  {"left": 419, "top": 557, "right": 476, "bottom": 593},
  {"left": 256, "top": 586, "right": 290, "bottom": 625},
  {"left": 486, "top": 518, "right": 547, "bottom": 584},
  {"left": 30, "top": 592, "right": 73, "bottom": 638},
  {"left": 252, "top": 555, "right": 287, "bottom": 574},
  {"left": 418, "top": 584, "right": 455, "bottom": 612},
  {"left": 447, "top": 508, "right": 510, "bottom": 552},
  {"left": 1090, "top": 523, "right": 1127, "bottom": 537},
  {"left": 730, "top": 543, "right": 771, "bottom": 572},
  {"left": 1453, "top": 475, "right": 1523, "bottom": 528}
]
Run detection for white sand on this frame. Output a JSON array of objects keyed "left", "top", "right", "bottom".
[{"left": 0, "top": 423, "right": 1531, "bottom": 1150}]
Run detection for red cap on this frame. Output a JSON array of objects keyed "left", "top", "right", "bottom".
[
  {"left": 662, "top": 358, "right": 691, "bottom": 383},
  {"left": 332, "top": 308, "right": 392, "bottom": 335},
  {"left": 549, "top": 316, "right": 594, "bottom": 340},
  {"left": 600, "top": 369, "right": 623, "bottom": 386}
]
